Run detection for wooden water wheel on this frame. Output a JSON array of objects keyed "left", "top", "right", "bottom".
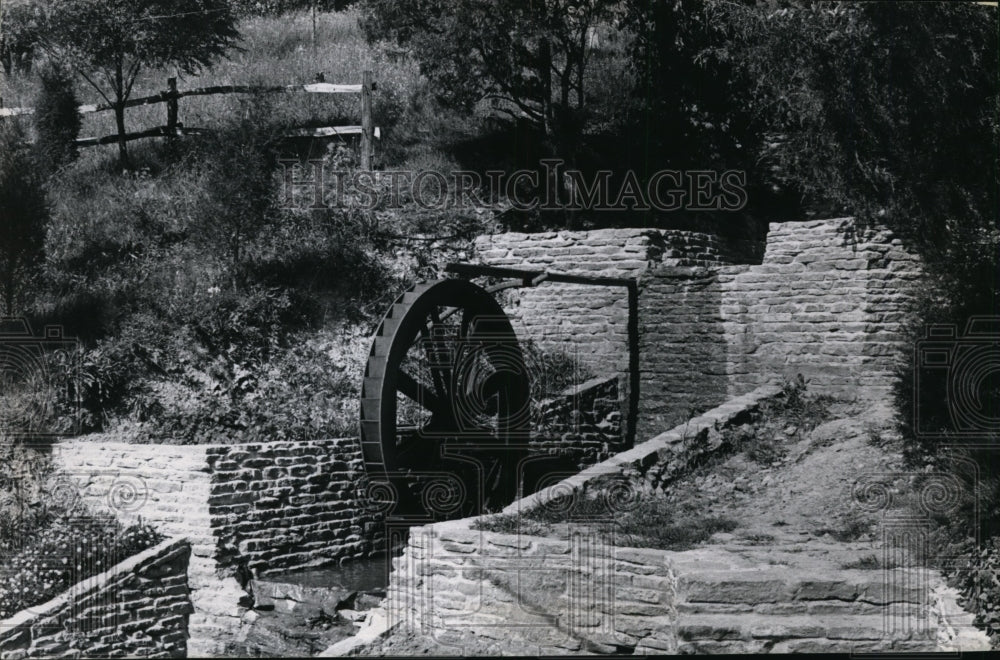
[{"left": 360, "top": 279, "right": 531, "bottom": 515}]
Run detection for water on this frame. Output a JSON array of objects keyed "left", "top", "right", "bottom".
[{"left": 267, "top": 554, "right": 391, "bottom": 594}]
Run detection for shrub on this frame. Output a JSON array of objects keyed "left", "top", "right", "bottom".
[
  {"left": 33, "top": 63, "right": 81, "bottom": 174},
  {"left": 0, "top": 0, "right": 43, "bottom": 76},
  {"left": 0, "top": 438, "right": 54, "bottom": 543},
  {"left": 950, "top": 537, "right": 1000, "bottom": 645},
  {"left": 0, "top": 510, "right": 163, "bottom": 619},
  {"left": 0, "top": 121, "right": 48, "bottom": 315}
]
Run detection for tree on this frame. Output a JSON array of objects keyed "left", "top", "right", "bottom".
[
  {"left": 0, "top": 122, "right": 48, "bottom": 315},
  {"left": 621, "top": 0, "right": 763, "bottom": 174},
  {"left": 41, "top": 0, "right": 240, "bottom": 166},
  {"left": 361, "top": 0, "right": 616, "bottom": 151},
  {"left": 0, "top": 0, "right": 45, "bottom": 77},
  {"left": 721, "top": 1, "right": 998, "bottom": 266}
]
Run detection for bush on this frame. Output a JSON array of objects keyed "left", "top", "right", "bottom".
[
  {"left": 950, "top": 536, "right": 1000, "bottom": 645},
  {"left": 0, "top": 439, "right": 54, "bottom": 543},
  {"left": 0, "top": 510, "right": 163, "bottom": 619},
  {"left": 719, "top": 375, "right": 832, "bottom": 465},
  {"left": 0, "top": 0, "right": 43, "bottom": 76},
  {"left": 0, "top": 121, "right": 48, "bottom": 315},
  {"left": 33, "top": 64, "right": 81, "bottom": 174}
]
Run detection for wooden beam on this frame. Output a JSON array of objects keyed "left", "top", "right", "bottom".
[
  {"left": 0, "top": 107, "right": 34, "bottom": 117},
  {"left": 0, "top": 82, "right": 364, "bottom": 119},
  {"left": 74, "top": 125, "right": 205, "bottom": 147},
  {"left": 285, "top": 125, "right": 381, "bottom": 139}
]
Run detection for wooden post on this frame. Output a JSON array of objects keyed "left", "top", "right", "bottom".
[
  {"left": 311, "top": 2, "right": 318, "bottom": 62},
  {"left": 165, "top": 77, "right": 179, "bottom": 136},
  {"left": 360, "top": 70, "right": 373, "bottom": 171}
]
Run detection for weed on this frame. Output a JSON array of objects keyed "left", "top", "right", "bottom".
[
  {"left": 814, "top": 518, "right": 872, "bottom": 542},
  {"left": 841, "top": 554, "right": 900, "bottom": 570},
  {"left": 476, "top": 496, "right": 738, "bottom": 552}
]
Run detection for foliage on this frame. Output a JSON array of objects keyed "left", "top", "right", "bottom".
[
  {"left": 620, "top": 0, "right": 762, "bottom": 174},
  {"left": 727, "top": 2, "right": 998, "bottom": 258},
  {"left": 0, "top": 121, "right": 48, "bottom": 315},
  {"left": 0, "top": 438, "right": 54, "bottom": 542},
  {"left": 0, "top": 0, "right": 44, "bottom": 76},
  {"left": 184, "top": 97, "right": 286, "bottom": 285},
  {"left": 41, "top": 0, "right": 241, "bottom": 165},
  {"left": 33, "top": 63, "right": 82, "bottom": 174},
  {"left": 521, "top": 339, "right": 595, "bottom": 400},
  {"left": 0, "top": 508, "right": 163, "bottom": 619},
  {"left": 360, "top": 0, "right": 617, "bottom": 152},
  {"left": 0, "top": 440, "right": 163, "bottom": 619},
  {"left": 951, "top": 536, "right": 1000, "bottom": 645},
  {"left": 720, "top": 375, "right": 832, "bottom": 465}
]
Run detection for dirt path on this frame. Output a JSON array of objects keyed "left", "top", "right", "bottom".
[{"left": 662, "top": 399, "right": 911, "bottom": 544}]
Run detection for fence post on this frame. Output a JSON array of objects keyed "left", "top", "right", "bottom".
[
  {"left": 165, "top": 77, "right": 179, "bottom": 136},
  {"left": 361, "top": 70, "right": 373, "bottom": 171}
]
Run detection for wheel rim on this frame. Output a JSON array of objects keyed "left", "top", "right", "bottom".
[{"left": 360, "top": 279, "right": 531, "bottom": 488}]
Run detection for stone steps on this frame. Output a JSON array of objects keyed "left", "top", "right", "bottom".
[
  {"left": 671, "top": 556, "right": 950, "bottom": 654},
  {"left": 678, "top": 612, "right": 935, "bottom": 643}
]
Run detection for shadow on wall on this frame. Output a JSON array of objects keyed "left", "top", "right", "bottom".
[{"left": 637, "top": 268, "right": 727, "bottom": 438}]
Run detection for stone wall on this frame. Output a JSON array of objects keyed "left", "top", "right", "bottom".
[
  {"left": 475, "top": 219, "right": 922, "bottom": 439},
  {"left": 507, "top": 384, "right": 783, "bottom": 515},
  {"left": 386, "top": 519, "right": 679, "bottom": 655},
  {"left": 0, "top": 538, "right": 191, "bottom": 659},
  {"left": 50, "top": 438, "right": 385, "bottom": 656},
  {"left": 532, "top": 375, "right": 624, "bottom": 470},
  {"left": 474, "top": 228, "right": 755, "bottom": 378}
]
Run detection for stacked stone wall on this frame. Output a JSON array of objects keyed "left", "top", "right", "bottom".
[
  {"left": 49, "top": 438, "right": 384, "bottom": 656},
  {"left": 0, "top": 538, "right": 191, "bottom": 658},
  {"left": 476, "top": 219, "right": 922, "bottom": 437},
  {"left": 532, "top": 375, "right": 624, "bottom": 469},
  {"left": 387, "top": 520, "right": 679, "bottom": 655}
]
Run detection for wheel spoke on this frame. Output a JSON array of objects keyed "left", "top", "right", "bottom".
[
  {"left": 425, "top": 307, "right": 452, "bottom": 401},
  {"left": 397, "top": 370, "right": 443, "bottom": 413},
  {"left": 460, "top": 307, "right": 474, "bottom": 338}
]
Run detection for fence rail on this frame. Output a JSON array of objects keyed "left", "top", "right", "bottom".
[{"left": 0, "top": 71, "right": 377, "bottom": 167}]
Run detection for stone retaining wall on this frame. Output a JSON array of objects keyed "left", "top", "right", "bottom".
[
  {"left": 0, "top": 538, "right": 191, "bottom": 659},
  {"left": 50, "top": 438, "right": 384, "bottom": 656},
  {"left": 387, "top": 519, "right": 679, "bottom": 655},
  {"left": 381, "top": 389, "right": 778, "bottom": 654},
  {"left": 506, "top": 384, "right": 784, "bottom": 515}
]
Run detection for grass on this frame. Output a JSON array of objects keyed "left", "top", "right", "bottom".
[
  {"left": 814, "top": 518, "right": 873, "bottom": 543},
  {"left": 0, "top": 8, "right": 439, "bottom": 168},
  {"left": 841, "top": 554, "right": 900, "bottom": 570},
  {"left": 474, "top": 496, "right": 738, "bottom": 552}
]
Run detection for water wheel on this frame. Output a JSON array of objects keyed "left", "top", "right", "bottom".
[{"left": 360, "top": 279, "right": 531, "bottom": 516}]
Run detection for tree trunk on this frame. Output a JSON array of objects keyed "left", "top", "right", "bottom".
[
  {"left": 114, "top": 102, "right": 129, "bottom": 167},
  {"left": 539, "top": 38, "right": 553, "bottom": 137},
  {"left": 114, "top": 59, "right": 129, "bottom": 167}
]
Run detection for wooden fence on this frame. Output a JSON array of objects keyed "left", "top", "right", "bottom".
[{"left": 0, "top": 70, "right": 378, "bottom": 169}]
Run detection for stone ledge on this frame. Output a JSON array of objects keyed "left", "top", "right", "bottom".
[{"left": 501, "top": 383, "right": 782, "bottom": 517}]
